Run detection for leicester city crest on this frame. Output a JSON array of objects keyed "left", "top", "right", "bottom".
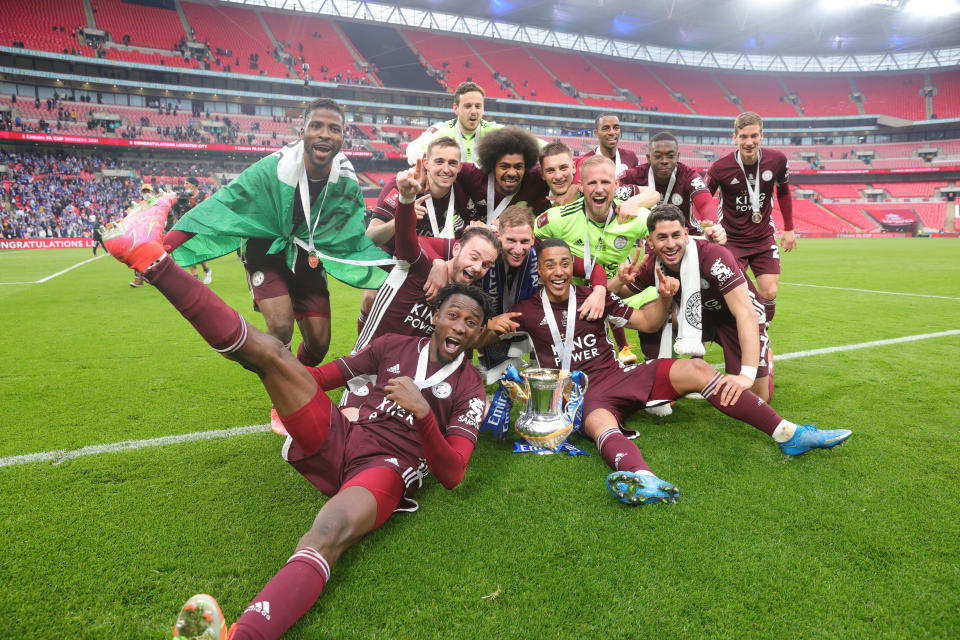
[
  {"left": 670, "top": 193, "right": 683, "bottom": 206},
  {"left": 684, "top": 290, "right": 702, "bottom": 330},
  {"left": 613, "top": 235, "right": 628, "bottom": 250},
  {"left": 432, "top": 382, "right": 452, "bottom": 399}
]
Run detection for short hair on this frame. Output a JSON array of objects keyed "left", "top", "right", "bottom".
[
  {"left": 498, "top": 204, "right": 535, "bottom": 232},
  {"left": 594, "top": 113, "right": 619, "bottom": 130},
  {"left": 646, "top": 203, "right": 686, "bottom": 232},
  {"left": 453, "top": 81, "right": 484, "bottom": 105},
  {"left": 435, "top": 282, "right": 493, "bottom": 325},
  {"left": 734, "top": 111, "right": 763, "bottom": 133},
  {"left": 303, "top": 97, "right": 344, "bottom": 124},
  {"left": 186, "top": 176, "right": 200, "bottom": 187},
  {"left": 476, "top": 126, "right": 540, "bottom": 176},
  {"left": 538, "top": 237, "right": 571, "bottom": 257},
  {"left": 579, "top": 154, "right": 615, "bottom": 178},
  {"left": 426, "top": 135, "right": 461, "bottom": 159},
  {"left": 458, "top": 225, "right": 501, "bottom": 255},
  {"left": 538, "top": 141, "right": 572, "bottom": 166},
  {"left": 649, "top": 131, "right": 678, "bottom": 146}
]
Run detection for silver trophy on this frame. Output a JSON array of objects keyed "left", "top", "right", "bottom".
[{"left": 513, "top": 368, "right": 587, "bottom": 450}]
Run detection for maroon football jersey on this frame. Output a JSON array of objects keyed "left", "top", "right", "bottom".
[
  {"left": 619, "top": 161, "right": 710, "bottom": 233},
  {"left": 705, "top": 148, "right": 789, "bottom": 248},
  {"left": 456, "top": 162, "right": 548, "bottom": 224},
  {"left": 509, "top": 285, "right": 632, "bottom": 381},
  {"left": 335, "top": 335, "right": 486, "bottom": 456},
  {"left": 574, "top": 146, "right": 640, "bottom": 180},
  {"left": 372, "top": 177, "right": 469, "bottom": 253},
  {"left": 627, "top": 238, "right": 760, "bottom": 331}
]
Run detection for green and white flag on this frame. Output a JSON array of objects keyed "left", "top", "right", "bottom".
[{"left": 171, "top": 142, "right": 393, "bottom": 289}]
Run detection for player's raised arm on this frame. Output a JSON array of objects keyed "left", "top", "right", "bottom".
[
  {"left": 394, "top": 160, "right": 428, "bottom": 262},
  {"left": 624, "top": 266, "right": 675, "bottom": 332},
  {"left": 608, "top": 247, "right": 644, "bottom": 297}
]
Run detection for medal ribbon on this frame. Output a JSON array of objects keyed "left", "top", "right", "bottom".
[
  {"left": 414, "top": 342, "right": 464, "bottom": 390},
  {"left": 540, "top": 286, "right": 577, "bottom": 371},
  {"left": 596, "top": 145, "right": 626, "bottom": 176},
  {"left": 425, "top": 191, "right": 456, "bottom": 239},
  {"left": 486, "top": 174, "right": 515, "bottom": 224},
  {"left": 298, "top": 167, "right": 329, "bottom": 269},
  {"left": 649, "top": 166, "right": 678, "bottom": 205},
  {"left": 735, "top": 149, "right": 763, "bottom": 215}
]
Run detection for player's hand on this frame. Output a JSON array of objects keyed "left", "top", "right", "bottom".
[
  {"left": 712, "top": 374, "right": 752, "bottom": 407},
  {"left": 781, "top": 229, "right": 797, "bottom": 252},
  {"left": 487, "top": 312, "right": 521, "bottom": 335},
  {"left": 656, "top": 267, "right": 679, "bottom": 298},
  {"left": 384, "top": 376, "right": 431, "bottom": 419},
  {"left": 413, "top": 194, "right": 430, "bottom": 221},
  {"left": 704, "top": 224, "right": 727, "bottom": 245},
  {"left": 396, "top": 158, "right": 426, "bottom": 201},
  {"left": 616, "top": 247, "right": 645, "bottom": 285},
  {"left": 423, "top": 258, "right": 449, "bottom": 303},
  {"left": 578, "top": 285, "right": 606, "bottom": 320}
]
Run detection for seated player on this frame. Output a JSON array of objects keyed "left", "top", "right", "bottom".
[
  {"left": 610, "top": 203, "right": 773, "bottom": 400},
  {"left": 99, "top": 198, "right": 492, "bottom": 640},
  {"left": 484, "top": 239, "right": 852, "bottom": 505}
]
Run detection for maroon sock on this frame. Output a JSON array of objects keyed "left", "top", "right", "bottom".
[
  {"left": 612, "top": 326, "right": 628, "bottom": 350},
  {"left": 296, "top": 342, "right": 321, "bottom": 367},
  {"left": 231, "top": 548, "right": 330, "bottom": 640},
  {"left": 638, "top": 331, "right": 661, "bottom": 360},
  {"left": 701, "top": 372, "right": 781, "bottom": 435},
  {"left": 762, "top": 297, "right": 776, "bottom": 323},
  {"left": 145, "top": 256, "right": 247, "bottom": 354},
  {"left": 162, "top": 229, "right": 194, "bottom": 252},
  {"left": 596, "top": 427, "right": 651, "bottom": 473}
]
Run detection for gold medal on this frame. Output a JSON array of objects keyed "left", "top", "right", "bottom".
[
  {"left": 307, "top": 251, "right": 320, "bottom": 269},
  {"left": 751, "top": 210, "right": 762, "bottom": 224}
]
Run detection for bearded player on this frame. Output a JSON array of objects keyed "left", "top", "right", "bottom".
[
  {"left": 99, "top": 196, "right": 492, "bottom": 640},
  {"left": 706, "top": 112, "right": 795, "bottom": 324},
  {"left": 485, "top": 239, "right": 852, "bottom": 506}
]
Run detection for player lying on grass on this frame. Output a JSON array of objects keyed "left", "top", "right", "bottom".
[
  {"left": 482, "top": 239, "right": 852, "bottom": 506},
  {"left": 100, "top": 197, "right": 492, "bottom": 640},
  {"left": 610, "top": 203, "right": 775, "bottom": 401}
]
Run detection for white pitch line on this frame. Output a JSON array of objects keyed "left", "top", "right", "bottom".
[
  {"left": 0, "top": 254, "right": 105, "bottom": 285},
  {"left": 0, "top": 424, "right": 270, "bottom": 468},
  {"left": 780, "top": 281, "right": 960, "bottom": 301},
  {"left": 2, "top": 328, "right": 958, "bottom": 470}
]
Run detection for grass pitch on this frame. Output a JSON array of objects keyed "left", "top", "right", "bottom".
[{"left": 0, "top": 239, "right": 958, "bottom": 639}]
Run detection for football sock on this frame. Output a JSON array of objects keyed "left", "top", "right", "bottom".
[
  {"left": 231, "top": 548, "right": 330, "bottom": 640},
  {"left": 144, "top": 255, "right": 248, "bottom": 354},
  {"left": 701, "top": 372, "right": 781, "bottom": 436},
  {"left": 296, "top": 342, "right": 322, "bottom": 367},
  {"left": 612, "top": 326, "right": 628, "bottom": 350},
  {"left": 162, "top": 229, "right": 194, "bottom": 252},
  {"left": 762, "top": 297, "right": 776, "bottom": 323},
  {"left": 596, "top": 427, "right": 651, "bottom": 473},
  {"left": 638, "top": 331, "right": 661, "bottom": 361},
  {"left": 771, "top": 420, "right": 797, "bottom": 443}
]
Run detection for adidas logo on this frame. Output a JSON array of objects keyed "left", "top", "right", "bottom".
[
  {"left": 387, "top": 364, "right": 400, "bottom": 374},
  {"left": 245, "top": 601, "right": 271, "bottom": 621},
  {"left": 614, "top": 452, "right": 626, "bottom": 469},
  {"left": 385, "top": 457, "right": 399, "bottom": 466},
  {"left": 540, "top": 316, "right": 550, "bottom": 325},
  {"left": 729, "top": 177, "right": 740, "bottom": 185}
]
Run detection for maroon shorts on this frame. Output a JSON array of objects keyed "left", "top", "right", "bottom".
[
  {"left": 727, "top": 238, "right": 781, "bottom": 278},
  {"left": 281, "top": 368, "right": 425, "bottom": 521},
  {"left": 583, "top": 359, "right": 679, "bottom": 425},
  {"left": 243, "top": 239, "right": 331, "bottom": 319},
  {"left": 706, "top": 321, "right": 771, "bottom": 379}
]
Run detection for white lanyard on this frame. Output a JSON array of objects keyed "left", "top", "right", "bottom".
[
  {"left": 298, "top": 167, "right": 329, "bottom": 255},
  {"left": 735, "top": 149, "right": 763, "bottom": 215},
  {"left": 582, "top": 206, "right": 615, "bottom": 276},
  {"left": 454, "top": 123, "right": 476, "bottom": 164},
  {"left": 596, "top": 146, "right": 626, "bottom": 176},
  {"left": 425, "top": 190, "right": 456, "bottom": 239},
  {"left": 649, "top": 166, "right": 678, "bottom": 205},
  {"left": 486, "top": 174, "right": 514, "bottom": 224},
  {"left": 540, "top": 286, "right": 577, "bottom": 371},
  {"left": 414, "top": 342, "right": 464, "bottom": 390}
]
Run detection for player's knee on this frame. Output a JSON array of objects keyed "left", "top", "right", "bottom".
[
  {"left": 759, "top": 283, "right": 778, "bottom": 301},
  {"left": 674, "top": 358, "right": 714, "bottom": 389},
  {"left": 298, "top": 512, "right": 359, "bottom": 560},
  {"left": 360, "top": 289, "right": 376, "bottom": 315}
]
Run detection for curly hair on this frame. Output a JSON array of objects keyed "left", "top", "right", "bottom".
[
  {"left": 435, "top": 282, "right": 493, "bottom": 325},
  {"left": 475, "top": 126, "right": 540, "bottom": 174}
]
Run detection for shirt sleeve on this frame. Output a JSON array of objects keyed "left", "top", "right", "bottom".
[
  {"left": 625, "top": 255, "right": 656, "bottom": 295},
  {"left": 405, "top": 125, "right": 440, "bottom": 166},
  {"left": 604, "top": 290, "right": 633, "bottom": 328}
]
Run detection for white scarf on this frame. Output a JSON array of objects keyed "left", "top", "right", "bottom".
[{"left": 656, "top": 238, "right": 705, "bottom": 358}]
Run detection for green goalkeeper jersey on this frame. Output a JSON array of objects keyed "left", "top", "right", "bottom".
[
  {"left": 534, "top": 196, "right": 650, "bottom": 281},
  {"left": 405, "top": 118, "right": 502, "bottom": 166}
]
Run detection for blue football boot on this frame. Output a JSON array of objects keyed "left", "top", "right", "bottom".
[
  {"left": 606, "top": 471, "right": 679, "bottom": 505},
  {"left": 779, "top": 424, "right": 852, "bottom": 456}
]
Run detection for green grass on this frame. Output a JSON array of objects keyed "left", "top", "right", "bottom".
[{"left": 1, "top": 239, "right": 958, "bottom": 639}]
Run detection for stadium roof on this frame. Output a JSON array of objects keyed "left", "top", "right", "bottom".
[{"left": 234, "top": 0, "right": 960, "bottom": 71}]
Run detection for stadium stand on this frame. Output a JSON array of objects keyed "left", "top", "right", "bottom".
[
  {"left": 262, "top": 11, "right": 363, "bottom": 81},
  {"left": 0, "top": 0, "right": 87, "bottom": 53},
  {"left": 584, "top": 56, "right": 677, "bottom": 112},
  {"left": 801, "top": 184, "right": 868, "bottom": 199},
  {"left": 401, "top": 30, "right": 513, "bottom": 99},
  {"left": 854, "top": 73, "right": 927, "bottom": 120},
  {"left": 654, "top": 66, "right": 739, "bottom": 116},
  {"left": 715, "top": 72, "right": 799, "bottom": 118},
  {"left": 532, "top": 49, "right": 620, "bottom": 97},
  {"left": 466, "top": 38, "right": 575, "bottom": 104},
  {"left": 881, "top": 181, "right": 949, "bottom": 198},
  {"left": 781, "top": 75, "right": 859, "bottom": 117},
  {"left": 931, "top": 70, "right": 960, "bottom": 119},
  {"left": 92, "top": 0, "right": 186, "bottom": 50}
]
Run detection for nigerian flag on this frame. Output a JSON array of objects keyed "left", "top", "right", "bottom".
[{"left": 171, "top": 142, "right": 393, "bottom": 289}]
